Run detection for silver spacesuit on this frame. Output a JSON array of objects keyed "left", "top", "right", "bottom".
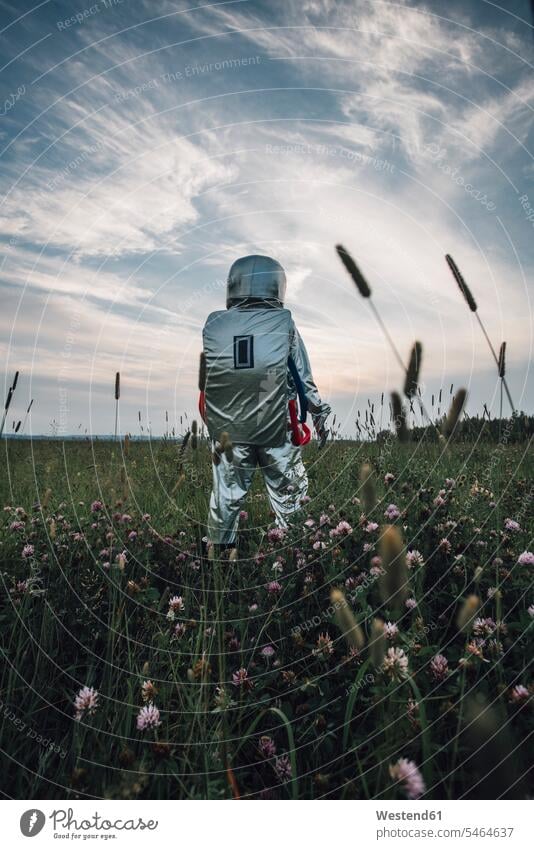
[{"left": 200, "top": 255, "right": 331, "bottom": 546}]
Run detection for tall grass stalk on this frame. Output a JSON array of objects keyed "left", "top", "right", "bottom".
[{"left": 445, "top": 255, "right": 515, "bottom": 412}]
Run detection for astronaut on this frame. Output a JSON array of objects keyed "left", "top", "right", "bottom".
[{"left": 199, "top": 255, "right": 331, "bottom": 550}]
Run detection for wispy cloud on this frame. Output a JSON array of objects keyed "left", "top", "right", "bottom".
[{"left": 0, "top": 0, "right": 532, "bottom": 432}]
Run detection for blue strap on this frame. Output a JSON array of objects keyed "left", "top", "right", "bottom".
[{"left": 287, "top": 356, "right": 308, "bottom": 423}]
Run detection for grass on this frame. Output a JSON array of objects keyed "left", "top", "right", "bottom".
[{"left": 0, "top": 434, "right": 532, "bottom": 799}]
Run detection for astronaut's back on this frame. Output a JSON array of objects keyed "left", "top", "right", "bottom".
[{"left": 202, "top": 306, "right": 292, "bottom": 446}]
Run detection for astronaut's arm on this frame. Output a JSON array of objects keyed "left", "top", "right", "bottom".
[{"left": 289, "top": 323, "right": 331, "bottom": 434}]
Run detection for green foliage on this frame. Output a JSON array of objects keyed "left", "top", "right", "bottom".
[{"left": 0, "top": 437, "right": 532, "bottom": 799}]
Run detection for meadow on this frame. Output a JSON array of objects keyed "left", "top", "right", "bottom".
[{"left": 0, "top": 432, "right": 532, "bottom": 800}]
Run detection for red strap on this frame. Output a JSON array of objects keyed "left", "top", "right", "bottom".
[
  {"left": 289, "top": 399, "right": 311, "bottom": 446},
  {"left": 198, "top": 391, "right": 206, "bottom": 423}
]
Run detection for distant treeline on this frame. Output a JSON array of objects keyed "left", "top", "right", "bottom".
[{"left": 376, "top": 412, "right": 534, "bottom": 444}]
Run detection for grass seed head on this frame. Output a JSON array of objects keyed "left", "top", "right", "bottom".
[
  {"left": 212, "top": 441, "right": 222, "bottom": 466},
  {"left": 220, "top": 431, "right": 234, "bottom": 462},
  {"left": 457, "top": 593, "right": 480, "bottom": 633},
  {"left": 330, "top": 588, "right": 365, "bottom": 650},
  {"left": 498, "top": 342, "right": 506, "bottom": 378},
  {"left": 336, "top": 244, "right": 372, "bottom": 298},
  {"left": 379, "top": 525, "right": 408, "bottom": 611},
  {"left": 404, "top": 341, "right": 422, "bottom": 399},
  {"left": 442, "top": 389, "right": 467, "bottom": 439},
  {"left": 359, "top": 462, "right": 376, "bottom": 515},
  {"left": 370, "top": 618, "right": 386, "bottom": 667},
  {"left": 445, "top": 254, "right": 477, "bottom": 312},
  {"left": 191, "top": 419, "right": 198, "bottom": 449},
  {"left": 391, "top": 392, "right": 408, "bottom": 442},
  {"left": 464, "top": 694, "right": 522, "bottom": 798}
]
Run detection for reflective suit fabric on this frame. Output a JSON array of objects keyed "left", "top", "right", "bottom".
[
  {"left": 208, "top": 441, "right": 308, "bottom": 545},
  {"left": 204, "top": 261, "right": 330, "bottom": 545}
]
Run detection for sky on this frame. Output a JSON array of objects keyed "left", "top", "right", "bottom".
[{"left": 0, "top": 0, "right": 533, "bottom": 436}]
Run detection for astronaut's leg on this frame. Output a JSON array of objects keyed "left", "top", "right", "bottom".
[
  {"left": 207, "top": 443, "right": 257, "bottom": 546},
  {"left": 258, "top": 441, "right": 308, "bottom": 528}
]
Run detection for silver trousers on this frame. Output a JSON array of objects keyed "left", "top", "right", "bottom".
[{"left": 207, "top": 441, "right": 308, "bottom": 544}]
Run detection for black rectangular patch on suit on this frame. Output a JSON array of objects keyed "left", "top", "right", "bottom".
[{"left": 233, "top": 335, "right": 254, "bottom": 369}]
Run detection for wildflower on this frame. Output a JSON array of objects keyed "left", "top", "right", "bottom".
[
  {"left": 389, "top": 758, "right": 426, "bottom": 799},
  {"left": 439, "top": 538, "right": 451, "bottom": 554},
  {"left": 261, "top": 645, "right": 276, "bottom": 659},
  {"left": 74, "top": 686, "right": 99, "bottom": 721},
  {"left": 337, "top": 520, "right": 352, "bottom": 535},
  {"left": 10, "top": 521, "right": 24, "bottom": 531},
  {"left": 405, "top": 597, "right": 417, "bottom": 610},
  {"left": 136, "top": 703, "right": 161, "bottom": 731},
  {"left": 21, "top": 544, "right": 34, "bottom": 559},
  {"left": 365, "top": 521, "right": 379, "bottom": 533},
  {"left": 430, "top": 654, "right": 449, "bottom": 681},
  {"left": 266, "top": 580, "right": 282, "bottom": 594},
  {"left": 510, "top": 685, "right": 530, "bottom": 704},
  {"left": 314, "top": 632, "right": 334, "bottom": 659},
  {"left": 141, "top": 680, "right": 158, "bottom": 702},
  {"left": 518, "top": 551, "right": 534, "bottom": 566},
  {"left": 504, "top": 518, "right": 520, "bottom": 533},
  {"left": 90, "top": 500, "right": 103, "bottom": 513},
  {"left": 466, "top": 640, "right": 485, "bottom": 659},
  {"left": 313, "top": 541, "right": 326, "bottom": 550},
  {"left": 173, "top": 622, "right": 186, "bottom": 639},
  {"left": 406, "top": 550, "right": 424, "bottom": 569},
  {"left": 472, "top": 617, "right": 496, "bottom": 638},
  {"left": 274, "top": 754, "right": 292, "bottom": 782},
  {"left": 383, "top": 621, "right": 399, "bottom": 641},
  {"left": 445, "top": 478, "right": 456, "bottom": 488},
  {"left": 239, "top": 510, "right": 248, "bottom": 521},
  {"left": 433, "top": 495, "right": 446, "bottom": 508},
  {"left": 384, "top": 504, "right": 401, "bottom": 521},
  {"left": 381, "top": 647, "right": 409, "bottom": 681},
  {"left": 232, "top": 668, "right": 253, "bottom": 689},
  {"left": 304, "top": 518, "right": 315, "bottom": 528},
  {"left": 258, "top": 736, "right": 276, "bottom": 758},
  {"left": 384, "top": 472, "right": 395, "bottom": 485},
  {"left": 116, "top": 551, "right": 127, "bottom": 570},
  {"left": 528, "top": 605, "right": 534, "bottom": 618},
  {"left": 268, "top": 527, "right": 285, "bottom": 543},
  {"left": 167, "top": 595, "right": 185, "bottom": 620}
]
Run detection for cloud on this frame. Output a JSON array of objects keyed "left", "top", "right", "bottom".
[{"left": 0, "top": 0, "right": 531, "bottom": 432}]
